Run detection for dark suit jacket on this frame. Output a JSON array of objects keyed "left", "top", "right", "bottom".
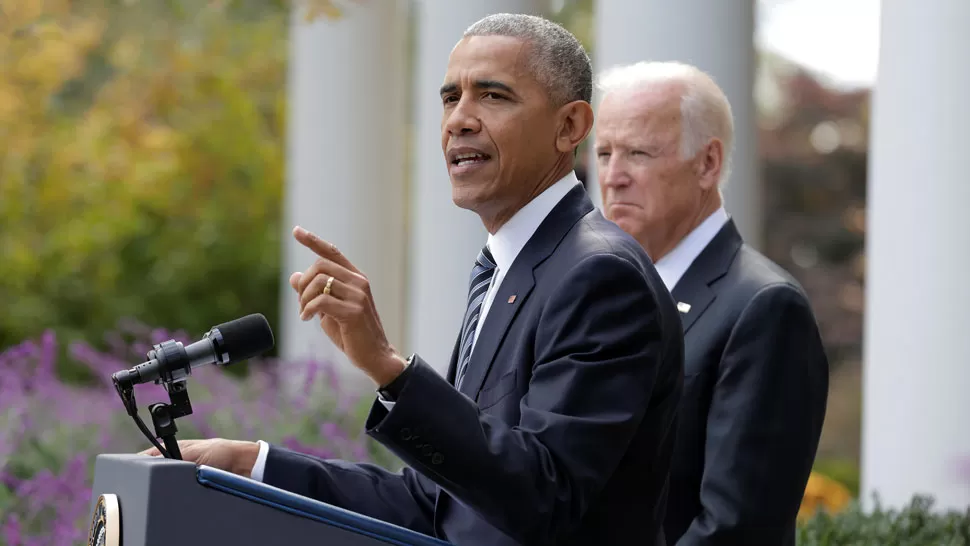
[
  {"left": 662, "top": 219, "right": 829, "bottom": 546},
  {"left": 263, "top": 185, "right": 685, "bottom": 545}
]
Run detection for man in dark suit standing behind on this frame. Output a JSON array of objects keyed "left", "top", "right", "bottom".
[
  {"left": 593, "top": 61, "right": 829, "bottom": 546},
  {"left": 143, "top": 16, "right": 684, "bottom": 546}
]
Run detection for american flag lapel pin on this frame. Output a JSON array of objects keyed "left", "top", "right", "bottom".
[
  {"left": 677, "top": 302, "right": 691, "bottom": 313},
  {"left": 508, "top": 295, "right": 516, "bottom": 304}
]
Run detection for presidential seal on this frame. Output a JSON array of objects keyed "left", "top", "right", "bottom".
[{"left": 88, "top": 493, "right": 121, "bottom": 546}]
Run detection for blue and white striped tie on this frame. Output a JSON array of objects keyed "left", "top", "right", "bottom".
[{"left": 454, "top": 245, "right": 496, "bottom": 390}]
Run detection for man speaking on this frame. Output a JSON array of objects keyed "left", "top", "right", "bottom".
[
  {"left": 143, "top": 15, "right": 684, "bottom": 546},
  {"left": 593, "top": 61, "right": 829, "bottom": 545}
]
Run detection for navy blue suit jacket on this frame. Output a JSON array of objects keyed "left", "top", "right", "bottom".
[
  {"left": 263, "top": 186, "right": 685, "bottom": 545},
  {"left": 663, "top": 220, "right": 828, "bottom": 545}
]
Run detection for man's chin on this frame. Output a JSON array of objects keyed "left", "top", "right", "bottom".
[{"left": 451, "top": 186, "right": 484, "bottom": 211}]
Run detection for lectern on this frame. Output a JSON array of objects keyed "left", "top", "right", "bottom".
[{"left": 87, "top": 454, "right": 451, "bottom": 546}]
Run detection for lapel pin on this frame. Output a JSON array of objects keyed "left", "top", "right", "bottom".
[
  {"left": 677, "top": 302, "right": 691, "bottom": 313},
  {"left": 508, "top": 295, "right": 516, "bottom": 304}
]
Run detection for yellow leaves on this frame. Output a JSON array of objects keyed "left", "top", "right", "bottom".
[
  {"left": 296, "top": 0, "right": 361, "bottom": 22},
  {"left": 141, "top": 126, "right": 179, "bottom": 152},
  {"left": 0, "top": 0, "right": 48, "bottom": 25},
  {"left": 110, "top": 36, "right": 144, "bottom": 71},
  {"left": 5, "top": 19, "right": 105, "bottom": 91},
  {"left": 800, "top": 471, "right": 853, "bottom": 521},
  {"left": 0, "top": 85, "right": 26, "bottom": 124}
]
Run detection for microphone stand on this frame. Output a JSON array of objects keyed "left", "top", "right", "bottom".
[
  {"left": 148, "top": 380, "right": 193, "bottom": 460},
  {"left": 113, "top": 340, "right": 196, "bottom": 461}
]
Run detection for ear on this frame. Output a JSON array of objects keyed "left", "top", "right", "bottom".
[
  {"left": 555, "top": 100, "right": 595, "bottom": 154},
  {"left": 697, "top": 138, "right": 724, "bottom": 191}
]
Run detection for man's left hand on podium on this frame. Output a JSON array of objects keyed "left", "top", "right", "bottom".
[{"left": 139, "top": 438, "right": 259, "bottom": 477}]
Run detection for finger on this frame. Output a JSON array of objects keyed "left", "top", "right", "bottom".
[
  {"left": 139, "top": 446, "right": 161, "bottom": 456},
  {"left": 298, "top": 258, "right": 354, "bottom": 297},
  {"left": 293, "top": 226, "right": 362, "bottom": 275},
  {"left": 301, "top": 291, "right": 358, "bottom": 321},
  {"left": 289, "top": 272, "right": 302, "bottom": 293},
  {"left": 300, "top": 271, "right": 343, "bottom": 310}
]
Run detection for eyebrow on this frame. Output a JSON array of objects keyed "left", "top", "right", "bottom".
[{"left": 439, "top": 80, "right": 516, "bottom": 97}]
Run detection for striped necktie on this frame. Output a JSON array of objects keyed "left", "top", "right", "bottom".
[{"left": 454, "top": 245, "right": 497, "bottom": 390}]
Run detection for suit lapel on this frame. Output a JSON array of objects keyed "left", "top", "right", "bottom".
[
  {"left": 671, "top": 219, "right": 743, "bottom": 334},
  {"left": 459, "top": 185, "right": 594, "bottom": 399}
]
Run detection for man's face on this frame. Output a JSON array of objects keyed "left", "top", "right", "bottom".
[
  {"left": 594, "top": 84, "right": 706, "bottom": 258},
  {"left": 440, "top": 36, "right": 559, "bottom": 215}
]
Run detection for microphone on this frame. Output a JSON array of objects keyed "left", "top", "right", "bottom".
[{"left": 112, "top": 313, "right": 275, "bottom": 389}]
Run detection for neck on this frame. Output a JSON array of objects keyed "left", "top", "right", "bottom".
[
  {"left": 480, "top": 155, "right": 573, "bottom": 234},
  {"left": 643, "top": 193, "right": 721, "bottom": 262}
]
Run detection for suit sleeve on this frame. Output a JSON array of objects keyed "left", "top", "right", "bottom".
[
  {"left": 262, "top": 444, "right": 438, "bottom": 535},
  {"left": 676, "top": 283, "right": 829, "bottom": 545},
  {"left": 364, "top": 253, "right": 669, "bottom": 545}
]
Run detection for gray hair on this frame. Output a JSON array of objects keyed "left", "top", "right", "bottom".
[
  {"left": 464, "top": 13, "right": 592, "bottom": 106},
  {"left": 596, "top": 61, "right": 735, "bottom": 187}
]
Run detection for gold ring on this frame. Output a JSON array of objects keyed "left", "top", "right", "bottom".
[{"left": 323, "top": 276, "right": 334, "bottom": 296}]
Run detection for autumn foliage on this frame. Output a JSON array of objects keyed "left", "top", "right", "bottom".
[{"left": 0, "top": 0, "right": 289, "bottom": 362}]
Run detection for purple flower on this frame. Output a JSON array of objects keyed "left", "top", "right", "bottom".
[{"left": 1, "top": 323, "right": 380, "bottom": 544}]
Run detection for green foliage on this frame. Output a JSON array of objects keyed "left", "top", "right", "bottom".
[
  {"left": 813, "top": 458, "right": 861, "bottom": 496},
  {"left": 797, "top": 496, "right": 970, "bottom": 546},
  {"left": 0, "top": 1, "right": 291, "bottom": 369}
]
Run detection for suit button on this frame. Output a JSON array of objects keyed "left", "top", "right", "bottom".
[
  {"left": 432, "top": 453, "right": 444, "bottom": 465},
  {"left": 421, "top": 445, "right": 433, "bottom": 457},
  {"left": 400, "top": 428, "right": 412, "bottom": 441}
]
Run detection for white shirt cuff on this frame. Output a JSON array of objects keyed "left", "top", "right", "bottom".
[{"left": 250, "top": 440, "right": 270, "bottom": 482}]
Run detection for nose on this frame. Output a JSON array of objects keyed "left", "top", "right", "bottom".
[
  {"left": 442, "top": 96, "right": 482, "bottom": 137},
  {"left": 598, "top": 154, "right": 630, "bottom": 189}
]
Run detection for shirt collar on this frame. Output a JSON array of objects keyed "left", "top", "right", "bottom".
[
  {"left": 486, "top": 171, "right": 581, "bottom": 273},
  {"left": 655, "top": 207, "right": 730, "bottom": 291}
]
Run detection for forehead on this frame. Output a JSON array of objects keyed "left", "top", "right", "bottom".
[
  {"left": 596, "top": 85, "right": 683, "bottom": 142},
  {"left": 444, "top": 35, "right": 535, "bottom": 86}
]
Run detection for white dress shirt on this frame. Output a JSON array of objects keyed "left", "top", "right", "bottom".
[
  {"left": 654, "top": 207, "right": 729, "bottom": 292},
  {"left": 250, "top": 171, "right": 582, "bottom": 482},
  {"left": 474, "top": 171, "right": 581, "bottom": 345}
]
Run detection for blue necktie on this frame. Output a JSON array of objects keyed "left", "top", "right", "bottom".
[{"left": 454, "top": 245, "right": 496, "bottom": 390}]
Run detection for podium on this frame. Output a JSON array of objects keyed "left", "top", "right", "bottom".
[{"left": 87, "top": 454, "right": 451, "bottom": 546}]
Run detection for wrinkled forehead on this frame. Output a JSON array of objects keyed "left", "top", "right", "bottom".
[
  {"left": 596, "top": 87, "right": 683, "bottom": 144},
  {"left": 442, "top": 35, "right": 535, "bottom": 89}
]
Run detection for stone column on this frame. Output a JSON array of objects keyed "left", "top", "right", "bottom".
[
  {"left": 590, "top": 0, "right": 761, "bottom": 247},
  {"left": 861, "top": 0, "right": 970, "bottom": 510},
  {"left": 407, "top": 1, "right": 546, "bottom": 375},
  {"left": 281, "top": 1, "right": 408, "bottom": 389}
]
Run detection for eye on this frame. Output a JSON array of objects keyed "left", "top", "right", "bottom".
[
  {"left": 442, "top": 95, "right": 459, "bottom": 105},
  {"left": 484, "top": 92, "right": 505, "bottom": 100}
]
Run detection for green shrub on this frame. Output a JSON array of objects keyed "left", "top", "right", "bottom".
[
  {"left": 0, "top": 0, "right": 288, "bottom": 371},
  {"left": 797, "top": 495, "right": 970, "bottom": 545}
]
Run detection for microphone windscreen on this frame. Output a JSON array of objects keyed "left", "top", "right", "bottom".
[{"left": 216, "top": 313, "right": 275, "bottom": 363}]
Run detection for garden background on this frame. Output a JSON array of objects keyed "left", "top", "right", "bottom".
[{"left": 3, "top": 0, "right": 967, "bottom": 544}]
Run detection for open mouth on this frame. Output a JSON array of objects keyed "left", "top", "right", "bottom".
[{"left": 452, "top": 152, "right": 491, "bottom": 166}]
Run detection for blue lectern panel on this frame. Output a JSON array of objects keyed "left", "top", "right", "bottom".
[{"left": 196, "top": 465, "right": 451, "bottom": 546}]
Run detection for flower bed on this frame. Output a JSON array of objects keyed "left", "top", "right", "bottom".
[{"left": 0, "top": 325, "right": 393, "bottom": 545}]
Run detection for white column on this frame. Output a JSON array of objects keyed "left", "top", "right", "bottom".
[
  {"left": 861, "top": 0, "right": 970, "bottom": 511},
  {"left": 408, "top": 0, "right": 546, "bottom": 374},
  {"left": 590, "top": 0, "right": 761, "bottom": 248},
  {"left": 281, "top": 1, "right": 408, "bottom": 389}
]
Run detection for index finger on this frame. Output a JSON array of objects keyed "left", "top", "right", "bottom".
[{"left": 293, "top": 226, "right": 361, "bottom": 275}]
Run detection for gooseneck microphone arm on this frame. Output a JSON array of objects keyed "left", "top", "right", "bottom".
[{"left": 111, "top": 313, "right": 275, "bottom": 460}]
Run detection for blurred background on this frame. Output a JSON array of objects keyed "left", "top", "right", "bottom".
[{"left": 2, "top": 0, "right": 966, "bottom": 543}]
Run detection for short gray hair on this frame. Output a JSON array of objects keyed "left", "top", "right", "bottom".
[
  {"left": 596, "top": 61, "right": 735, "bottom": 187},
  {"left": 464, "top": 13, "right": 592, "bottom": 106}
]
